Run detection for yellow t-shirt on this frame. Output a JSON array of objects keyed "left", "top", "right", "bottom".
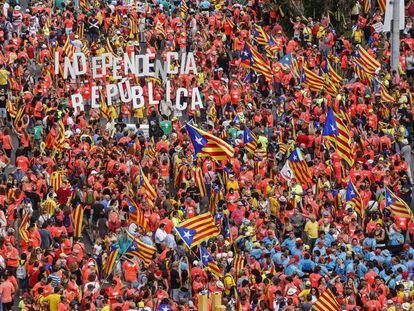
[
  {"left": 0, "top": 69, "right": 10, "bottom": 86},
  {"left": 226, "top": 180, "right": 239, "bottom": 192},
  {"left": 44, "top": 294, "right": 61, "bottom": 311},
  {"left": 291, "top": 184, "right": 303, "bottom": 203},
  {"left": 224, "top": 274, "right": 235, "bottom": 295},
  {"left": 304, "top": 220, "right": 319, "bottom": 239}
]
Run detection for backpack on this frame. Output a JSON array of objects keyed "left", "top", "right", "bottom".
[{"left": 16, "top": 261, "right": 26, "bottom": 279}]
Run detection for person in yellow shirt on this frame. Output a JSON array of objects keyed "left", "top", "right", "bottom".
[
  {"left": 226, "top": 174, "right": 239, "bottom": 192},
  {"left": 304, "top": 216, "right": 319, "bottom": 248},
  {"left": 223, "top": 268, "right": 236, "bottom": 296},
  {"left": 43, "top": 287, "right": 61, "bottom": 311},
  {"left": 299, "top": 281, "right": 312, "bottom": 298},
  {"left": 0, "top": 68, "right": 10, "bottom": 87},
  {"left": 352, "top": 26, "right": 364, "bottom": 44}
]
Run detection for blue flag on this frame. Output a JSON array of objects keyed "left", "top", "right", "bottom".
[
  {"left": 241, "top": 44, "right": 253, "bottom": 64},
  {"left": 200, "top": 247, "right": 215, "bottom": 266},
  {"left": 243, "top": 126, "right": 255, "bottom": 145},
  {"left": 279, "top": 53, "right": 292, "bottom": 68},
  {"left": 158, "top": 304, "right": 173, "bottom": 311},
  {"left": 185, "top": 124, "right": 207, "bottom": 155},
  {"left": 345, "top": 182, "right": 358, "bottom": 202},
  {"left": 175, "top": 227, "right": 196, "bottom": 247},
  {"left": 322, "top": 108, "right": 338, "bottom": 136}
]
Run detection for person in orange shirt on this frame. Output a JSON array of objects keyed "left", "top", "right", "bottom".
[
  {"left": 2, "top": 128, "right": 12, "bottom": 158},
  {"left": 0, "top": 274, "right": 15, "bottom": 310},
  {"left": 122, "top": 257, "right": 139, "bottom": 287},
  {"left": 4, "top": 242, "right": 19, "bottom": 271}
]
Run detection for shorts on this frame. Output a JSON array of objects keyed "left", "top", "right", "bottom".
[
  {"left": 407, "top": 69, "right": 414, "bottom": 78},
  {"left": 0, "top": 108, "right": 6, "bottom": 118}
]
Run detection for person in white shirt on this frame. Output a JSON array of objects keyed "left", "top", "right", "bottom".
[{"left": 154, "top": 223, "right": 167, "bottom": 252}]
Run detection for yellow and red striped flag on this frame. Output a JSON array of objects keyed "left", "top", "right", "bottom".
[
  {"left": 63, "top": 37, "right": 75, "bottom": 59},
  {"left": 81, "top": 41, "right": 90, "bottom": 57},
  {"left": 73, "top": 205, "right": 84, "bottom": 238},
  {"left": 54, "top": 120, "right": 66, "bottom": 150},
  {"left": 79, "top": 0, "right": 88, "bottom": 10},
  {"left": 19, "top": 212, "right": 30, "bottom": 243},
  {"left": 50, "top": 171, "right": 63, "bottom": 191},
  {"left": 175, "top": 213, "right": 220, "bottom": 248},
  {"left": 125, "top": 197, "right": 148, "bottom": 230},
  {"left": 209, "top": 184, "right": 224, "bottom": 214},
  {"left": 232, "top": 253, "right": 245, "bottom": 278},
  {"left": 322, "top": 60, "right": 342, "bottom": 85},
  {"left": 245, "top": 42, "right": 273, "bottom": 82},
  {"left": 6, "top": 100, "right": 17, "bottom": 119},
  {"left": 243, "top": 125, "right": 258, "bottom": 154},
  {"left": 137, "top": 167, "right": 157, "bottom": 206},
  {"left": 180, "top": 0, "right": 189, "bottom": 17},
  {"left": 302, "top": 66, "right": 324, "bottom": 92},
  {"left": 125, "top": 231, "right": 157, "bottom": 266},
  {"left": 377, "top": 0, "right": 386, "bottom": 13},
  {"left": 194, "top": 167, "right": 206, "bottom": 197},
  {"left": 105, "top": 38, "right": 117, "bottom": 58},
  {"left": 186, "top": 123, "right": 234, "bottom": 161},
  {"left": 324, "top": 79, "right": 338, "bottom": 97},
  {"left": 77, "top": 23, "right": 84, "bottom": 39},
  {"left": 103, "top": 248, "right": 120, "bottom": 276},
  {"left": 354, "top": 59, "right": 372, "bottom": 83},
  {"left": 174, "top": 162, "right": 188, "bottom": 189},
  {"left": 155, "top": 22, "right": 166, "bottom": 37},
  {"left": 200, "top": 247, "right": 222, "bottom": 279},
  {"left": 323, "top": 108, "right": 354, "bottom": 167},
  {"left": 385, "top": 188, "right": 413, "bottom": 219},
  {"left": 12, "top": 105, "right": 25, "bottom": 129},
  {"left": 281, "top": 148, "right": 311, "bottom": 185},
  {"left": 345, "top": 182, "right": 365, "bottom": 217},
  {"left": 313, "top": 288, "right": 340, "bottom": 311},
  {"left": 252, "top": 23, "right": 270, "bottom": 47},
  {"left": 355, "top": 45, "right": 381, "bottom": 75}
]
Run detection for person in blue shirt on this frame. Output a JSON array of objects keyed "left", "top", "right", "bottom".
[
  {"left": 284, "top": 257, "right": 304, "bottom": 277},
  {"left": 298, "top": 253, "right": 315, "bottom": 273},
  {"left": 356, "top": 259, "right": 368, "bottom": 278},
  {"left": 389, "top": 229, "right": 405, "bottom": 246},
  {"left": 291, "top": 244, "right": 304, "bottom": 260},
  {"left": 362, "top": 233, "right": 377, "bottom": 250},
  {"left": 312, "top": 241, "right": 326, "bottom": 257},
  {"left": 199, "top": 0, "right": 211, "bottom": 10},
  {"left": 249, "top": 243, "right": 264, "bottom": 259},
  {"left": 281, "top": 231, "right": 296, "bottom": 251},
  {"left": 351, "top": 238, "right": 362, "bottom": 254}
]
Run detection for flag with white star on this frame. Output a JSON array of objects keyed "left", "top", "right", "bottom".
[
  {"left": 200, "top": 247, "right": 222, "bottom": 279},
  {"left": 281, "top": 147, "right": 311, "bottom": 185},
  {"left": 385, "top": 188, "right": 413, "bottom": 219},
  {"left": 158, "top": 304, "right": 173, "bottom": 311},
  {"left": 243, "top": 125, "right": 258, "bottom": 154},
  {"left": 175, "top": 227, "right": 196, "bottom": 247},
  {"left": 322, "top": 108, "right": 354, "bottom": 167},
  {"left": 174, "top": 212, "right": 220, "bottom": 248},
  {"left": 345, "top": 181, "right": 364, "bottom": 217},
  {"left": 322, "top": 108, "right": 339, "bottom": 137},
  {"left": 185, "top": 123, "right": 234, "bottom": 161}
]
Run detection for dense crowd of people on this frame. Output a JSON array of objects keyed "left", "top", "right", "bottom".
[{"left": 0, "top": 0, "right": 412, "bottom": 310}]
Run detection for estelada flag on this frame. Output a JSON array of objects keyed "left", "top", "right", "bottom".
[
  {"left": 185, "top": 123, "right": 234, "bottom": 161},
  {"left": 175, "top": 212, "right": 220, "bottom": 248}
]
